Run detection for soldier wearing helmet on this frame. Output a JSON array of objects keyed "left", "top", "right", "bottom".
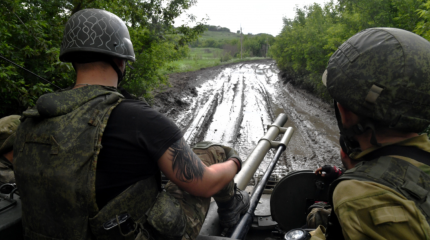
[
  {"left": 0, "top": 115, "right": 20, "bottom": 185},
  {"left": 13, "top": 9, "right": 249, "bottom": 239},
  {"left": 309, "top": 28, "right": 430, "bottom": 239}
]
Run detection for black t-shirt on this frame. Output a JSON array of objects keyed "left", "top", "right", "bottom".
[{"left": 96, "top": 100, "right": 182, "bottom": 208}]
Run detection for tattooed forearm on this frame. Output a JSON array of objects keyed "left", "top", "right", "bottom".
[{"left": 168, "top": 138, "right": 205, "bottom": 182}]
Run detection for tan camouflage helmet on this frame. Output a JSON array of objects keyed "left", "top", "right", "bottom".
[
  {"left": 322, "top": 28, "right": 430, "bottom": 132},
  {"left": 0, "top": 115, "right": 21, "bottom": 155}
]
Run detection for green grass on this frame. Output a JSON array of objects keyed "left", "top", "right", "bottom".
[
  {"left": 198, "top": 31, "right": 242, "bottom": 41},
  {"left": 162, "top": 56, "right": 266, "bottom": 74},
  {"left": 161, "top": 30, "right": 266, "bottom": 75},
  {"left": 162, "top": 59, "right": 221, "bottom": 73},
  {"left": 188, "top": 48, "right": 224, "bottom": 59},
  {"left": 223, "top": 57, "right": 266, "bottom": 64}
]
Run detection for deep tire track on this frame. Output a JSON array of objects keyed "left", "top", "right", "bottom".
[{"left": 154, "top": 60, "right": 341, "bottom": 179}]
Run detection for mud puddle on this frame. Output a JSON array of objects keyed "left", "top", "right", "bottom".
[{"left": 154, "top": 60, "right": 341, "bottom": 180}]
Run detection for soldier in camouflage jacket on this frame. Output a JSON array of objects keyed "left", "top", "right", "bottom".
[{"left": 0, "top": 115, "right": 20, "bottom": 185}]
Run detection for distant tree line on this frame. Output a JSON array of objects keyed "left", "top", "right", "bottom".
[
  {"left": 271, "top": 0, "right": 429, "bottom": 101},
  {"left": 204, "top": 25, "right": 231, "bottom": 32},
  {"left": 0, "top": 0, "right": 205, "bottom": 117},
  {"left": 190, "top": 34, "right": 275, "bottom": 59}
]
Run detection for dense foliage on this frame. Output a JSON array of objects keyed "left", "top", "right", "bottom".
[
  {"left": 271, "top": 0, "right": 426, "bottom": 100},
  {"left": 191, "top": 33, "right": 275, "bottom": 59},
  {"left": 0, "top": 0, "right": 205, "bottom": 117},
  {"left": 204, "top": 25, "right": 231, "bottom": 32}
]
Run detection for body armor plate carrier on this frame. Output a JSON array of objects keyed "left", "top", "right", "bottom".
[
  {"left": 326, "top": 146, "right": 430, "bottom": 239},
  {"left": 14, "top": 86, "right": 160, "bottom": 240}
]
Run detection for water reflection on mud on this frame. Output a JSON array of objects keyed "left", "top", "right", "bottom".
[{"left": 169, "top": 62, "right": 341, "bottom": 179}]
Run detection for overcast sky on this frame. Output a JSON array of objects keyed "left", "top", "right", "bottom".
[{"left": 175, "top": 0, "right": 329, "bottom": 37}]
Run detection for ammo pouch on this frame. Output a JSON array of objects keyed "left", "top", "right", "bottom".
[
  {"left": 89, "top": 177, "right": 159, "bottom": 240},
  {"left": 146, "top": 191, "right": 186, "bottom": 240}
]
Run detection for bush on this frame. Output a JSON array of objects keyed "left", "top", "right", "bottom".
[
  {"left": 0, "top": 0, "right": 205, "bottom": 117},
  {"left": 271, "top": 0, "right": 424, "bottom": 100},
  {"left": 220, "top": 53, "right": 232, "bottom": 62}
]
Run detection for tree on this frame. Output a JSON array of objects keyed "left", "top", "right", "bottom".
[
  {"left": 271, "top": 0, "right": 430, "bottom": 100},
  {"left": 0, "top": 0, "right": 205, "bottom": 117},
  {"left": 414, "top": 0, "right": 430, "bottom": 40}
]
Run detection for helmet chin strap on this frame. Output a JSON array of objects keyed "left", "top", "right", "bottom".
[
  {"left": 109, "top": 60, "right": 134, "bottom": 86},
  {"left": 334, "top": 101, "right": 381, "bottom": 156},
  {"left": 106, "top": 58, "right": 125, "bottom": 85},
  {"left": 71, "top": 53, "right": 129, "bottom": 86}
]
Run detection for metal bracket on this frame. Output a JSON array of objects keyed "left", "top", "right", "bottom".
[
  {"left": 266, "top": 124, "right": 289, "bottom": 134},
  {"left": 258, "top": 137, "right": 282, "bottom": 148},
  {"left": 258, "top": 127, "right": 294, "bottom": 149}
]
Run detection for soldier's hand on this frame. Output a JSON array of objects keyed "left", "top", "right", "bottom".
[
  {"left": 315, "top": 165, "right": 343, "bottom": 181},
  {"left": 219, "top": 145, "right": 242, "bottom": 173}
]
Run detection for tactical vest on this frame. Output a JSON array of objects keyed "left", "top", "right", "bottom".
[
  {"left": 326, "top": 150, "right": 430, "bottom": 240},
  {"left": 14, "top": 86, "right": 160, "bottom": 240}
]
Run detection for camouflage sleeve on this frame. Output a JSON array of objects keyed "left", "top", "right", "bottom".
[
  {"left": 167, "top": 138, "right": 205, "bottom": 183},
  {"left": 333, "top": 180, "right": 430, "bottom": 240}
]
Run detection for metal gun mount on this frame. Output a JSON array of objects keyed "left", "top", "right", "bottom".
[
  {"left": 235, "top": 113, "right": 292, "bottom": 190},
  {"left": 198, "top": 113, "right": 295, "bottom": 239}
]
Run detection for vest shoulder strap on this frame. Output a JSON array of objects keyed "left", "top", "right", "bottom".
[
  {"left": 361, "top": 144, "right": 430, "bottom": 165},
  {"left": 331, "top": 156, "right": 430, "bottom": 221},
  {"left": 326, "top": 146, "right": 430, "bottom": 239}
]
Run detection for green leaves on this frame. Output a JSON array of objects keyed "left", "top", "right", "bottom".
[
  {"left": 414, "top": 1, "right": 430, "bottom": 40},
  {"left": 0, "top": 0, "right": 205, "bottom": 117},
  {"left": 271, "top": 0, "right": 430, "bottom": 102}
]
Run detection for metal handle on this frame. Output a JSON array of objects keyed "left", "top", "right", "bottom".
[
  {"left": 234, "top": 114, "right": 288, "bottom": 190},
  {"left": 230, "top": 127, "right": 294, "bottom": 239}
]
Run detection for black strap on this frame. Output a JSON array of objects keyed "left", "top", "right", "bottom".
[
  {"left": 361, "top": 145, "right": 430, "bottom": 166},
  {"left": 325, "top": 211, "right": 345, "bottom": 240},
  {"left": 117, "top": 87, "right": 136, "bottom": 100}
]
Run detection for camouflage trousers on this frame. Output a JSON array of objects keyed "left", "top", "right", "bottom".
[
  {"left": 306, "top": 202, "right": 332, "bottom": 229},
  {"left": 164, "top": 145, "right": 235, "bottom": 239}
]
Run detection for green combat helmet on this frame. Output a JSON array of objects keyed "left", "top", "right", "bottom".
[
  {"left": 0, "top": 115, "right": 21, "bottom": 155},
  {"left": 322, "top": 28, "right": 430, "bottom": 153}
]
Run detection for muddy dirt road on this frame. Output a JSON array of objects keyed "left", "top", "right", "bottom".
[{"left": 153, "top": 59, "right": 341, "bottom": 179}]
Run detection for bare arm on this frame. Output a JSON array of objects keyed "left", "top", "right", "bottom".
[{"left": 158, "top": 138, "right": 237, "bottom": 198}]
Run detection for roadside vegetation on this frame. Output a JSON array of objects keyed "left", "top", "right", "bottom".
[
  {"left": 271, "top": 0, "right": 428, "bottom": 100},
  {"left": 0, "top": 0, "right": 205, "bottom": 117},
  {"left": 163, "top": 25, "right": 275, "bottom": 74},
  {"left": 162, "top": 48, "right": 267, "bottom": 74},
  {"left": 270, "top": 0, "right": 430, "bottom": 135},
  {"left": 195, "top": 29, "right": 241, "bottom": 42}
]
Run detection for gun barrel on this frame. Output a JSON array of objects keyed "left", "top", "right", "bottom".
[
  {"left": 230, "top": 127, "right": 294, "bottom": 239},
  {"left": 234, "top": 113, "right": 288, "bottom": 190},
  {"left": 198, "top": 113, "right": 290, "bottom": 237}
]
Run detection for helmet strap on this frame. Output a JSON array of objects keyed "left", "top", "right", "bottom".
[
  {"left": 106, "top": 58, "right": 124, "bottom": 85},
  {"left": 110, "top": 60, "right": 133, "bottom": 87},
  {"left": 334, "top": 101, "right": 381, "bottom": 156},
  {"left": 70, "top": 53, "right": 128, "bottom": 87}
]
